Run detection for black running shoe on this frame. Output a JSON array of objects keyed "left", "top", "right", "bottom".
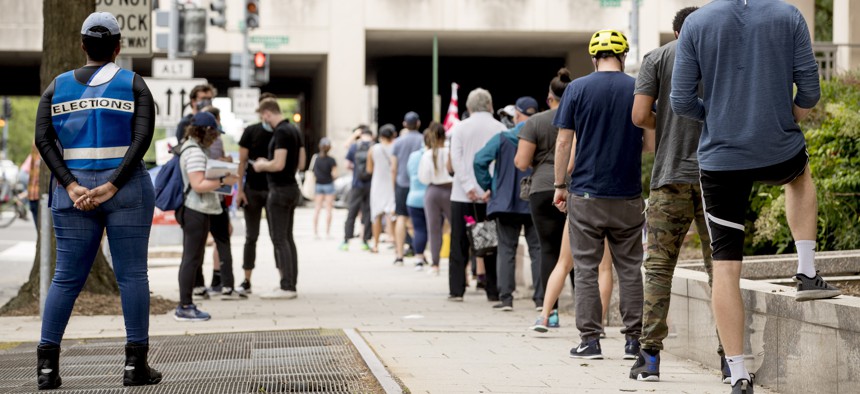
[
  {"left": 570, "top": 339, "right": 603, "bottom": 360},
  {"left": 794, "top": 272, "right": 841, "bottom": 301},
  {"left": 624, "top": 338, "right": 641, "bottom": 360},
  {"left": 731, "top": 374, "right": 754, "bottom": 394},
  {"left": 239, "top": 279, "right": 252, "bottom": 294},
  {"left": 629, "top": 349, "right": 660, "bottom": 382}
]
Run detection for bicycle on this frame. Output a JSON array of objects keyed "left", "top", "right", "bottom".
[{"left": 0, "top": 178, "right": 28, "bottom": 228}]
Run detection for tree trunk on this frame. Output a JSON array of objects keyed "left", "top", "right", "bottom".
[{"left": 0, "top": 0, "right": 119, "bottom": 315}]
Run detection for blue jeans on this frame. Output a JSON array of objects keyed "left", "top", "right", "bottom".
[
  {"left": 407, "top": 206, "right": 427, "bottom": 255},
  {"left": 41, "top": 165, "right": 155, "bottom": 346}
]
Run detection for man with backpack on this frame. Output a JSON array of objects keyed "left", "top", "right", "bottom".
[{"left": 341, "top": 126, "right": 374, "bottom": 251}]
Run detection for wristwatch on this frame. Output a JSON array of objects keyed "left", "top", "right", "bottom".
[{"left": 553, "top": 183, "right": 567, "bottom": 189}]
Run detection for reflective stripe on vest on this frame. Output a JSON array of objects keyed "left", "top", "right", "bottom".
[{"left": 51, "top": 63, "right": 135, "bottom": 170}]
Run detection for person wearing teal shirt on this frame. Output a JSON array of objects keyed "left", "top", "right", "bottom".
[{"left": 406, "top": 130, "right": 431, "bottom": 269}]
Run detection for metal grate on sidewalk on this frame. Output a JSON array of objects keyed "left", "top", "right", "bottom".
[{"left": 0, "top": 329, "right": 388, "bottom": 393}]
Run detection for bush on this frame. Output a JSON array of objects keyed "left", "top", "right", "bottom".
[{"left": 751, "top": 72, "right": 860, "bottom": 253}]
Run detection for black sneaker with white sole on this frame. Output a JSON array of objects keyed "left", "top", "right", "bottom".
[
  {"left": 492, "top": 301, "right": 513, "bottom": 311},
  {"left": 794, "top": 272, "right": 841, "bottom": 301},
  {"left": 192, "top": 286, "right": 209, "bottom": 300},
  {"left": 623, "top": 338, "right": 640, "bottom": 360},
  {"left": 629, "top": 349, "right": 660, "bottom": 382},
  {"left": 731, "top": 374, "right": 754, "bottom": 394},
  {"left": 570, "top": 339, "right": 603, "bottom": 359},
  {"left": 239, "top": 279, "right": 252, "bottom": 294}
]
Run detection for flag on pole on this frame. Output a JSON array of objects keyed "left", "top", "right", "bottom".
[{"left": 443, "top": 82, "right": 460, "bottom": 132}]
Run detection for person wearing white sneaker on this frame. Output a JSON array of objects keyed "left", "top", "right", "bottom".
[
  {"left": 671, "top": 0, "right": 841, "bottom": 390},
  {"left": 260, "top": 289, "right": 297, "bottom": 300}
]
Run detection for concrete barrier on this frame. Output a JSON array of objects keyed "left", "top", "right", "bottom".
[{"left": 665, "top": 267, "right": 860, "bottom": 393}]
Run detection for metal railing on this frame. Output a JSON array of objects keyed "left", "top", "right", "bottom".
[{"left": 814, "top": 43, "right": 838, "bottom": 80}]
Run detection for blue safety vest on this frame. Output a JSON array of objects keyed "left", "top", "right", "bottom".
[{"left": 50, "top": 63, "right": 135, "bottom": 170}]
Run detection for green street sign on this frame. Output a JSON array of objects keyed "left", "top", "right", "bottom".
[
  {"left": 599, "top": 0, "right": 621, "bottom": 6},
  {"left": 249, "top": 35, "right": 291, "bottom": 50}
]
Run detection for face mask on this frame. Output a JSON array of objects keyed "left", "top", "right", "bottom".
[
  {"left": 262, "top": 121, "right": 273, "bottom": 132},
  {"left": 196, "top": 98, "right": 212, "bottom": 109}
]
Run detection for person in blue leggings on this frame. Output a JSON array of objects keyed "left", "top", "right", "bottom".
[{"left": 33, "top": 12, "right": 162, "bottom": 390}]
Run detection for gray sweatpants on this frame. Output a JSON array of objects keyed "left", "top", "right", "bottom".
[{"left": 568, "top": 195, "right": 644, "bottom": 341}]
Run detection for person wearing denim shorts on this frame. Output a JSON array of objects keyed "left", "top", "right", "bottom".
[
  {"left": 33, "top": 12, "right": 162, "bottom": 389},
  {"left": 312, "top": 138, "right": 337, "bottom": 238}
]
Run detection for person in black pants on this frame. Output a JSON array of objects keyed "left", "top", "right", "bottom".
[
  {"left": 236, "top": 93, "right": 276, "bottom": 294},
  {"left": 253, "top": 98, "right": 306, "bottom": 299},
  {"left": 176, "top": 112, "right": 240, "bottom": 321},
  {"left": 341, "top": 126, "right": 374, "bottom": 251},
  {"left": 515, "top": 69, "right": 576, "bottom": 318}
]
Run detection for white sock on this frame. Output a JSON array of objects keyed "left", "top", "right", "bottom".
[
  {"left": 796, "top": 240, "right": 816, "bottom": 277},
  {"left": 726, "top": 355, "right": 750, "bottom": 386}
]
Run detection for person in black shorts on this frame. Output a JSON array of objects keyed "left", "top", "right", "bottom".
[
  {"left": 312, "top": 137, "right": 337, "bottom": 238},
  {"left": 671, "top": 2, "right": 840, "bottom": 391}
]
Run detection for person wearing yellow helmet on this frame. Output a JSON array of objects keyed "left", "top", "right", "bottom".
[
  {"left": 588, "top": 29, "right": 630, "bottom": 70},
  {"left": 551, "top": 28, "right": 652, "bottom": 361}
]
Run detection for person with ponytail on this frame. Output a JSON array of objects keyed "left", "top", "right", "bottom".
[{"left": 418, "top": 122, "right": 453, "bottom": 276}]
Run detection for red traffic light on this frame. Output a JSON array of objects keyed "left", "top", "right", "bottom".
[
  {"left": 254, "top": 52, "right": 267, "bottom": 68},
  {"left": 246, "top": 2, "right": 257, "bottom": 13}
]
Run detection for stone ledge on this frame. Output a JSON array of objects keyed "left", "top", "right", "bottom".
[{"left": 666, "top": 267, "right": 860, "bottom": 394}]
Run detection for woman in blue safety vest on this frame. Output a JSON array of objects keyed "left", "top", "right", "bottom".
[{"left": 33, "top": 12, "right": 161, "bottom": 390}]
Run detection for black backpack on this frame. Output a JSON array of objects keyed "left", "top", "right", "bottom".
[{"left": 353, "top": 141, "right": 373, "bottom": 182}]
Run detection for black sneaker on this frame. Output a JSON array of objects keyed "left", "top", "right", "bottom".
[
  {"left": 570, "top": 339, "right": 603, "bottom": 359},
  {"left": 624, "top": 338, "right": 641, "bottom": 360},
  {"left": 492, "top": 301, "right": 513, "bottom": 311},
  {"left": 220, "top": 288, "right": 248, "bottom": 300},
  {"left": 629, "top": 349, "right": 660, "bottom": 382},
  {"left": 192, "top": 286, "right": 209, "bottom": 300},
  {"left": 731, "top": 374, "right": 754, "bottom": 394},
  {"left": 721, "top": 354, "right": 731, "bottom": 384},
  {"left": 239, "top": 279, "right": 252, "bottom": 294},
  {"left": 794, "top": 272, "right": 841, "bottom": 301}
]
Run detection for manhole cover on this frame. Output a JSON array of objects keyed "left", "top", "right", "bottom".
[{"left": 0, "top": 329, "right": 388, "bottom": 393}]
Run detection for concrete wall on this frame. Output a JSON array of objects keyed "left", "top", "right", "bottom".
[{"left": 666, "top": 268, "right": 860, "bottom": 394}]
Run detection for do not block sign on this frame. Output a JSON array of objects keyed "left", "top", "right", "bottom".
[{"left": 96, "top": 0, "right": 152, "bottom": 56}]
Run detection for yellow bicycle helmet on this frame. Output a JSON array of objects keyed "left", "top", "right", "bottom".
[{"left": 588, "top": 29, "right": 630, "bottom": 56}]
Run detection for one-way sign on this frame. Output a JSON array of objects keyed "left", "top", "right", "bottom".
[{"left": 143, "top": 78, "right": 208, "bottom": 127}]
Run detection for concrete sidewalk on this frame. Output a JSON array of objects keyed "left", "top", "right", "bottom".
[{"left": 0, "top": 206, "right": 770, "bottom": 393}]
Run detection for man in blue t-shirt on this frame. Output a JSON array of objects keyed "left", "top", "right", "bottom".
[
  {"left": 552, "top": 29, "right": 652, "bottom": 361},
  {"left": 671, "top": 1, "right": 840, "bottom": 391}
]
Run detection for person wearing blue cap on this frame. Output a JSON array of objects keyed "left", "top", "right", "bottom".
[
  {"left": 175, "top": 111, "right": 240, "bottom": 321},
  {"left": 390, "top": 111, "right": 424, "bottom": 265},
  {"left": 473, "top": 97, "right": 542, "bottom": 311},
  {"left": 33, "top": 11, "right": 161, "bottom": 389}
]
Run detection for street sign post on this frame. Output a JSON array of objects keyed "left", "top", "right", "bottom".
[
  {"left": 95, "top": 0, "right": 152, "bottom": 56},
  {"left": 229, "top": 87, "right": 261, "bottom": 122},
  {"left": 143, "top": 77, "right": 208, "bottom": 127},
  {"left": 152, "top": 58, "right": 194, "bottom": 79}
]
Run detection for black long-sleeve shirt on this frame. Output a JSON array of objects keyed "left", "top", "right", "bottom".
[{"left": 35, "top": 65, "right": 155, "bottom": 189}]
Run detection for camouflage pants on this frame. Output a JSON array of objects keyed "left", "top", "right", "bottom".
[{"left": 641, "top": 184, "right": 719, "bottom": 352}]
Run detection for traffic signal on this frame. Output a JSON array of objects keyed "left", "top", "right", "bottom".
[
  {"left": 251, "top": 51, "right": 270, "bottom": 85},
  {"left": 245, "top": 0, "right": 260, "bottom": 29},
  {"left": 209, "top": 0, "right": 227, "bottom": 28},
  {"left": 178, "top": 7, "right": 206, "bottom": 54}
]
